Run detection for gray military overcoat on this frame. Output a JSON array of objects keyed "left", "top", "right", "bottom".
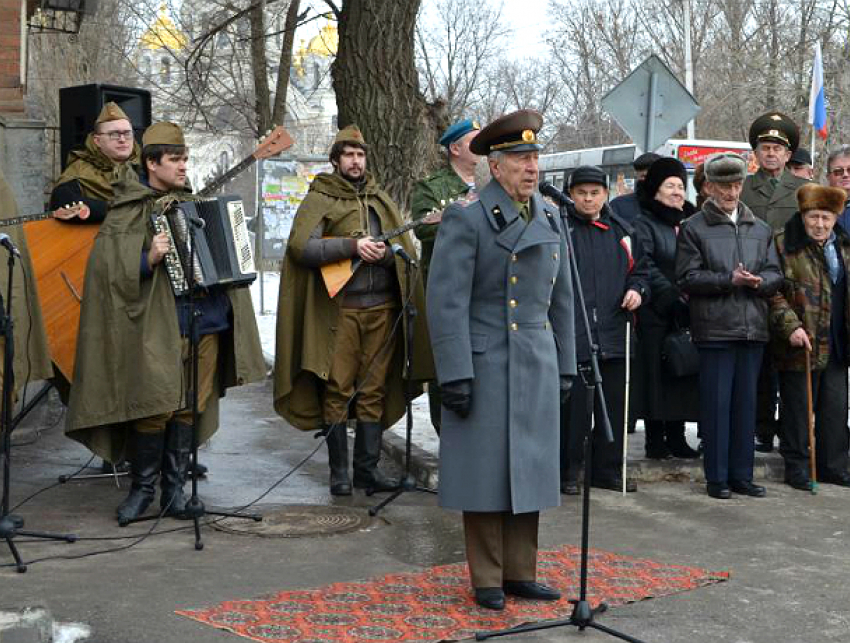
[
  {"left": 740, "top": 168, "right": 809, "bottom": 231},
  {"left": 426, "top": 179, "right": 577, "bottom": 514}
]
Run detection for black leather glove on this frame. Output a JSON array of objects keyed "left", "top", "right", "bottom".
[
  {"left": 559, "top": 375, "right": 574, "bottom": 405},
  {"left": 441, "top": 379, "right": 473, "bottom": 418}
]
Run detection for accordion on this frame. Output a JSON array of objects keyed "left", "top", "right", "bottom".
[{"left": 151, "top": 196, "right": 257, "bottom": 296}]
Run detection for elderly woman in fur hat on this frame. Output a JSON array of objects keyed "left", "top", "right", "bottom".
[
  {"left": 632, "top": 157, "right": 700, "bottom": 460},
  {"left": 771, "top": 183, "right": 850, "bottom": 491}
]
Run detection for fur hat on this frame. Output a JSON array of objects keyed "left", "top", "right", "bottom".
[
  {"left": 142, "top": 122, "right": 185, "bottom": 147},
  {"left": 642, "top": 157, "right": 687, "bottom": 199},
  {"left": 568, "top": 165, "right": 608, "bottom": 190},
  {"left": 796, "top": 183, "right": 846, "bottom": 215},
  {"left": 704, "top": 153, "right": 747, "bottom": 184}
]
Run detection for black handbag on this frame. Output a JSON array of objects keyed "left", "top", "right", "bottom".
[{"left": 660, "top": 325, "right": 700, "bottom": 378}]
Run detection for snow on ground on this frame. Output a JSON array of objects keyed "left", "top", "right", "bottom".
[{"left": 248, "top": 269, "right": 699, "bottom": 460}]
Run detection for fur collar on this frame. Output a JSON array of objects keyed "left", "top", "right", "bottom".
[{"left": 638, "top": 189, "right": 696, "bottom": 227}]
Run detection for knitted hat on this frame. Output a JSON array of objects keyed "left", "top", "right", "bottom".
[
  {"left": 568, "top": 165, "right": 608, "bottom": 190},
  {"left": 633, "top": 152, "right": 662, "bottom": 171},
  {"left": 642, "top": 157, "right": 687, "bottom": 199},
  {"left": 796, "top": 183, "right": 846, "bottom": 215}
]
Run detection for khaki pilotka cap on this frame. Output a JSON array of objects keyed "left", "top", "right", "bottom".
[
  {"left": 95, "top": 102, "right": 130, "bottom": 124},
  {"left": 142, "top": 122, "right": 186, "bottom": 147},
  {"left": 333, "top": 124, "right": 368, "bottom": 148}
]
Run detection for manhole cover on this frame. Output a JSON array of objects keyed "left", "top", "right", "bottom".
[{"left": 213, "top": 504, "right": 373, "bottom": 538}]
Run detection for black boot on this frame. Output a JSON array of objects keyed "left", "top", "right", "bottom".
[
  {"left": 160, "top": 421, "right": 193, "bottom": 517},
  {"left": 644, "top": 420, "right": 672, "bottom": 460},
  {"left": 353, "top": 422, "right": 398, "bottom": 492},
  {"left": 325, "top": 423, "right": 352, "bottom": 496},
  {"left": 117, "top": 430, "right": 165, "bottom": 526},
  {"left": 665, "top": 422, "right": 700, "bottom": 459}
]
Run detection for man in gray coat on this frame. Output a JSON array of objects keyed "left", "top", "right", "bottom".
[{"left": 427, "top": 110, "right": 576, "bottom": 611}]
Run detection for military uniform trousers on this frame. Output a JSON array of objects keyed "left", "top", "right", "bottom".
[
  {"left": 561, "top": 359, "right": 627, "bottom": 483},
  {"left": 134, "top": 334, "right": 219, "bottom": 434},
  {"left": 778, "top": 357, "right": 850, "bottom": 481},
  {"left": 698, "top": 341, "right": 763, "bottom": 485},
  {"left": 324, "top": 304, "right": 397, "bottom": 424},
  {"left": 463, "top": 511, "right": 539, "bottom": 588}
]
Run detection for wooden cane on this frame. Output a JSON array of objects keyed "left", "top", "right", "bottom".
[
  {"left": 805, "top": 348, "right": 818, "bottom": 495},
  {"left": 622, "top": 321, "right": 631, "bottom": 496}
]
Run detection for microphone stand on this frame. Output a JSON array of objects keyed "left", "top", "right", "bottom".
[
  {"left": 369, "top": 250, "right": 436, "bottom": 516},
  {"left": 0, "top": 248, "right": 76, "bottom": 573},
  {"left": 475, "top": 194, "right": 645, "bottom": 643},
  {"left": 126, "top": 209, "right": 261, "bottom": 549}
]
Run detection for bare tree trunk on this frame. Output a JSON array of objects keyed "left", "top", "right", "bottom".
[
  {"left": 765, "top": 0, "right": 779, "bottom": 108},
  {"left": 271, "top": 0, "right": 301, "bottom": 127},
  {"left": 250, "top": 0, "right": 272, "bottom": 134},
  {"left": 331, "top": 0, "right": 433, "bottom": 209}
]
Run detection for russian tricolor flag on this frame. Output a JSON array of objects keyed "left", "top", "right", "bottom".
[{"left": 809, "top": 42, "right": 828, "bottom": 140}]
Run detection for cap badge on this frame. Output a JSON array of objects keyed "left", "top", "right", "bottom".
[
  {"left": 522, "top": 129, "right": 535, "bottom": 142},
  {"left": 770, "top": 114, "right": 783, "bottom": 121}
]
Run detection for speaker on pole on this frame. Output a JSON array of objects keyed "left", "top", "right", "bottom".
[{"left": 59, "top": 84, "right": 152, "bottom": 170}]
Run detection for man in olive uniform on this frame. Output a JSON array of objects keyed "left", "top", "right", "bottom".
[
  {"left": 274, "top": 126, "right": 431, "bottom": 497},
  {"left": 427, "top": 110, "right": 576, "bottom": 611},
  {"left": 50, "top": 102, "right": 141, "bottom": 223},
  {"left": 740, "top": 112, "right": 810, "bottom": 453},
  {"left": 66, "top": 122, "right": 266, "bottom": 525},
  {"left": 410, "top": 118, "right": 481, "bottom": 434}
]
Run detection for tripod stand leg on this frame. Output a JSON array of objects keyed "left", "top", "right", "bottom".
[
  {"left": 368, "top": 488, "right": 403, "bottom": 516},
  {"left": 17, "top": 529, "right": 77, "bottom": 543},
  {"left": 205, "top": 509, "right": 262, "bottom": 522},
  {"left": 193, "top": 516, "right": 203, "bottom": 551},
  {"left": 5, "top": 537, "right": 26, "bottom": 573}
]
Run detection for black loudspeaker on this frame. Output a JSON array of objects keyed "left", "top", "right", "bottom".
[{"left": 59, "top": 84, "right": 152, "bottom": 169}]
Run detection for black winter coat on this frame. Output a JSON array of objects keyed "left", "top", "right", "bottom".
[
  {"left": 675, "top": 200, "right": 782, "bottom": 344},
  {"left": 567, "top": 205, "right": 651, "bottom": 362},
  {"left": 633, "top": 197, "right": 699, "bottom": 421}
]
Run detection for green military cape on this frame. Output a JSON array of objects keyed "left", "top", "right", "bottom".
[
  {"left": 273, "top": 171, "right": 433, "bottom": 431},
  {"left": 0, "top": 172, "right": 54, "bottom": 390},
  {"left": 57, "top": 134, "right": 142, "bottom": 201},
  {"left": 65, "top": 174, "right": 267, "bottom": 462}
]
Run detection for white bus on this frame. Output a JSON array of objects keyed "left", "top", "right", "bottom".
[{"left": 540, "top": 139, "right": 754, "bottom": 200}]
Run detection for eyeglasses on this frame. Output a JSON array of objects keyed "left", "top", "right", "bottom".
[
  {"left": 99, "top": 130, "right": 133, "bottom": 141},
  {"left": 830, "top": 167, "right": 850, "bottom": 176}
]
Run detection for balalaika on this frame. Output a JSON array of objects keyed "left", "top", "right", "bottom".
[{"left": 151, "top": 195, "right": 257, "bottom": 296}]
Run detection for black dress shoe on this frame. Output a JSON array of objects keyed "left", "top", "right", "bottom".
[
  {"left": 820, "top": 471, "right": 850, "bottom": 487},
  {"left": 785, "top": 477, "right": 812, "bottom": 491},
  {"left": 561, "top": 480, "right": 579, "bottom": 495},
  {"left": 729, "top": 480, "right": 766, "bottom": 497},
  {"left": 591, "top": 477, "right": 637, "bottom": 492},
  {"left": 754, "top": 439, "right": 774, "bottom": 453},
  {"left": 706, "top": 483, "right": 731, "bottom": 499},
  {"left": 474, "top": 587, "right": 505, "bottom": 610},
  {"left": 503, "top": 581, "right": 561, "bottom": 601}
]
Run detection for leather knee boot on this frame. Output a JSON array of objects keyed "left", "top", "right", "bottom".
[
  {"left": 160, "top": 421, "right": 193, "bottom": 517},
  {"left": 117, "top": 430, "right": 165, "bottom": 525},
  {"left": 325, "top": 423, "right": 352, "bottom": 496},
  {"left": 353, "top": 422, "right": 398, "bottom": 492}
]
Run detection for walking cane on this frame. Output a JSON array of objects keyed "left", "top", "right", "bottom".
[
  {"left": 805, "top": 348, "right": 818, "bottom": 495},
  {"left": 622, "top": 321, "right": 631, "bottom": 496}
]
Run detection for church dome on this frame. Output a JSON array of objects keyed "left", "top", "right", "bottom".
[{"left": 139, "top": 4, "right": 188, "bottom": 51}]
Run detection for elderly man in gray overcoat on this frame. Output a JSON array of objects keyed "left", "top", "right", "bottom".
[{"left": 426, "top": 109, "right": 576, "bottom": 611}]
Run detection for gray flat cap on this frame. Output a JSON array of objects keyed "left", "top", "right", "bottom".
[{"left": 704, "top": 153, "right": 747, "bottom": 183}]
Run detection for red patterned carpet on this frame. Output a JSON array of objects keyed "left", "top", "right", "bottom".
[{"left": 177, "top": 545, "right": 729, "bottom": 642}]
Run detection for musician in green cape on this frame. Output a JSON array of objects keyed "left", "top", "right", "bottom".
[
  {"left": 273, "top": 125, "right": 432, "bottom": 496},
  {"left": 0, "top": 170, "right": 54, "bottom": 400},
  {"left": 66, "top": 122, "right": 266, "bottom": 524}
]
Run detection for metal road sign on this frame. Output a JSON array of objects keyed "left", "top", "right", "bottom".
[{"left": 601, "top": 54, "right": 700, "bottom": 153}]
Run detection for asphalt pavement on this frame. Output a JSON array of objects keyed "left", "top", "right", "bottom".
[{"left": 2, "top": 379, "right": 849, "bottom": 643}]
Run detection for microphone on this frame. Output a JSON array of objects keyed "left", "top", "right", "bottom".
[
  {"left": 538, "top": 181, "right": 574, "bottom": 208},
  {"left": 0, "top": 234, "right": 21, "bottom": 257},
  {"left": 391, "top": 243, "right": 415, "bottom": 265}
]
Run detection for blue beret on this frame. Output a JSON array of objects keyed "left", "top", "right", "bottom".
[{"left": 439, "top": 119, "right": 480, "bottom": 147}]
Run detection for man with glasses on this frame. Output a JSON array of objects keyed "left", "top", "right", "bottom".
[
  {"left": 826, "top": 146, "right": 850, "bottom": 232},
  {"left": 50, "top": 102, "right": 141, "bottom": 223}
]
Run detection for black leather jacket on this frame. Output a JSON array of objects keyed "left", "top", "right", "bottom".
[{"left": 675, "top": 200, "right": 782, "bottom": 343}]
